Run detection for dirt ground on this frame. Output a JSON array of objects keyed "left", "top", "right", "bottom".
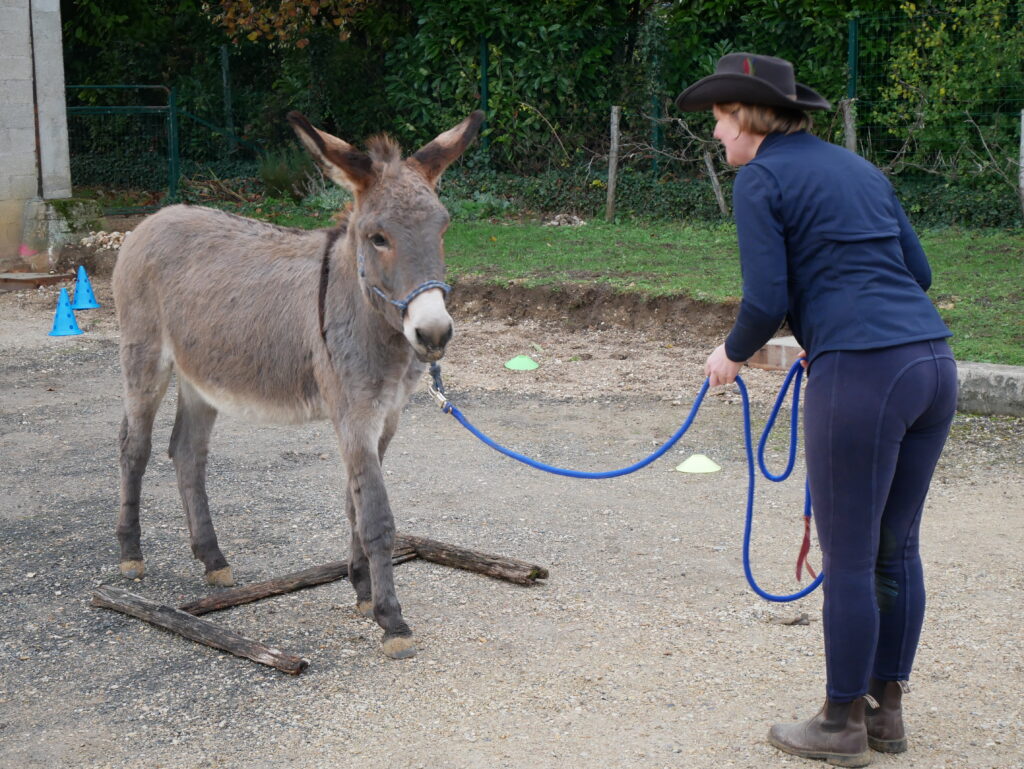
[{"left": 1, "top": 270, "right": 1022, "bottom": 769}]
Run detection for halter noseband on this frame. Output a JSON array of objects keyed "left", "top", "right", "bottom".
[{"left": 357, "top": 246, "right": 451, "bottom": 317}]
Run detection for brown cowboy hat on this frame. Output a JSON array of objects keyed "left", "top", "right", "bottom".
[{"left": 675, "top": 53, "right": 831, "bottom": 112}]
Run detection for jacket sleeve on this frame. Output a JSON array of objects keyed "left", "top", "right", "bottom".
[
  {"left": 724, "top": 164, "right": 789, "bottom": 362},
  {"left": 892, "top": 190, "right": 931, "bottom": 291}
]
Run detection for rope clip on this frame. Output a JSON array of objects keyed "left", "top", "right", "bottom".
[
  {"left": 427, "top": 362, "right": 450, "bottom": 412},
  {"left": 427, "top": 382, "right": 450, "bottom": 411}
]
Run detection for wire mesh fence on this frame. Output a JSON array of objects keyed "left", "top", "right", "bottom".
[
  {"left": 61, "top": 9, "right": 1023, "bottom": 222},
  {"left": 850, "top": 10, "right": 1024, "bottom": 179},
  {"left": 66, "top": 85, "right": 262, "bottom": 212}
]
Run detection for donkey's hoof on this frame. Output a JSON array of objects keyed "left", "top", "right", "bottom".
[
  {"left": 381, "top": 635, "right": 417, "bottom": 659},
  {"left": 355, "top": 600, "right": 374, "bottom": 618},
  {"left": 205, "top": 566, "right": 235, "bottom": 587},
  {"left": 120, "top": 560, "right": 146, "bottom": 580}
]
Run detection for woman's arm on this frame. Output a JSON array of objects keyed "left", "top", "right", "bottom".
[
  {"left": 724, "top": 165, "right": 790, "bottom": 361},
  {"left": 892, "top": 190, "right": 932, "bottom": 291}
]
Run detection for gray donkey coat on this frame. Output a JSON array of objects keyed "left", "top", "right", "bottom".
[{"left": 112, "top": 111, "right": 484, "bottom": 658}]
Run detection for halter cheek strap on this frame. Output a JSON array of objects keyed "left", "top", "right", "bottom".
[{"left": 357, "top": 246, "right": 452, "bottom": 317}]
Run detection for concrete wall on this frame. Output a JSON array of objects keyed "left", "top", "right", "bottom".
[{"left": 0, "top": 0, "right": 72, "bottom": 272}]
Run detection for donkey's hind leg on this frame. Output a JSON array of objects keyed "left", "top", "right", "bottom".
[
  {"left": 117, "top": 344, "right": 172, "bottom": 579},
  {"left": 169, "top": 379, "right": 233, "bottom": 587}
]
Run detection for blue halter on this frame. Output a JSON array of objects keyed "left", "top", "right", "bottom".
[{"left": 357, "top": 246, "right": 451, "bottom": 316}]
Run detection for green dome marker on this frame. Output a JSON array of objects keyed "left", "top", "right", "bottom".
[
  {"left": 676, "top": 454, "right": 721, "bottom": 473},
  {"left": 505, "top": 355, "right": 539, "bottom": 371}
]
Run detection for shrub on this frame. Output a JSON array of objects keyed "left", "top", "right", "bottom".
[
  {"left": 258, "top": 147, "right": 315, "bottom": 201},
  {"left": 438, "top": 163, "right": 1022, "bottom": 229}
]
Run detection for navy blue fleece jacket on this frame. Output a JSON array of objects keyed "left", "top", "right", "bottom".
[{"left": 724, "top": 131, "right": 951, "bottom": 364}]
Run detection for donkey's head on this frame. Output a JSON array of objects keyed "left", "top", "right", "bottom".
[{"left": 288, "top": 111, "right": 485, "bottom": 362}]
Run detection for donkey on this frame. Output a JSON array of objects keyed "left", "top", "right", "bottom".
[{"left": 112, "top": 110, "right": 484, "bottom": 659}]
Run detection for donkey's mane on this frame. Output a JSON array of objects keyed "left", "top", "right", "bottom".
[{"left": 364, "top": 134, "right": 403, "bottom": 167}]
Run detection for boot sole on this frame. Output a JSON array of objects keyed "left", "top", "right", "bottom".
[
  {"left": 868, "top": 735, "right": 907, "bottom": 753},
  {"left": 768, "top": 733, "right": 872, "bottom": 767}
]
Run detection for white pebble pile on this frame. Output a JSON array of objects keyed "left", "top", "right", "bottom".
[
  {"left": 79, "top": 230, "right": 130, "bottom": 250},
  {"left": 543, "top": 213, "right": 587, "bottom": 227}
]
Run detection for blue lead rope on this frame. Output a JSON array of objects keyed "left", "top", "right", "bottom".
[{"left": 428, "top": 361, "right": 823, "bottom": 602}]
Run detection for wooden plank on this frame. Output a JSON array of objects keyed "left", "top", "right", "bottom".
[
  {"left": 0, "top": 272, "right": 74, "bottom": 290},
  {"left": 91, "top": 585, "right": 309, "bottom": 675},
  {"left": 395, "top": 533, "right": 549, "bottom": 585},
  {"left": 178, "top": 546, "right": 418, "bottom": 616}
]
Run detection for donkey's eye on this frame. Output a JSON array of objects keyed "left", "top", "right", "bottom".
[{"left": 369, "top": 233, "right": 389, "bottom": 249}]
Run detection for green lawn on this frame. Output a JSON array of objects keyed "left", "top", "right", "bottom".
[
  {"left": 445, "top": 221, "right": 742, "bottom": 302},
  {"left": 443, "top": 221, "right": 1024, "bottom": 366},
  {"left": 921, "top": 230, "right": 1024, "bottom": 364}
]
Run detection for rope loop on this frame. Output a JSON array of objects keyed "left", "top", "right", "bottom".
[{"left": 428, "top": 361, "right": 823, "bottom": 602}]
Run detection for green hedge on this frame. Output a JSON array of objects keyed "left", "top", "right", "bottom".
[
  {"left": 440, "top": 164, "right": 1023, "bottom": 228},
  {"left": 893, "top": 175, "right": 1024, "bottom": 230},
  {"left": 440, "top": 165, "right": 732, "bottom": 223}
]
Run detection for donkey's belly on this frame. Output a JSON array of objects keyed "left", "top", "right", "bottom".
[{"left": 185, "top": 377, "right": 328, "bottom": 424}]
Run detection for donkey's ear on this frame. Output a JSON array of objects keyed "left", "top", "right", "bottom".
[
  {"left": 287, "top": 111, "right": 374, "bottom": 193},
  {"left": 410, "top": 111, "right": 485, "bottom": 186}
]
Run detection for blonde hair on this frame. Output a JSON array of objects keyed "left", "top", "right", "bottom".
[{"left": 716, "top": 102, "right": 812, "bottom": 135}]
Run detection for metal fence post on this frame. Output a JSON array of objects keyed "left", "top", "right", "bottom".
[
  {"left": 1019, "top": 109, "right": 1024, "bottom": 219},
  {"left": 167, "top": 87, "right": 180, "bottom": 202},
  {"left": 479, "top": 35, "right": 490, "bottom": 156},
  {"left": 651, "top": 96, "right": 663, "bottom": 177},
  {"left": 847, "top": 17, "right": 859, "bottom": 100},
  {"left": 220, "top": 45, "right": 235, "bottom": 145}
]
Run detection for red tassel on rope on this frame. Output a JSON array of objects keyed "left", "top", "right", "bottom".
[{"left": 796, "top": 515, "right": 817, "bottom": 581}]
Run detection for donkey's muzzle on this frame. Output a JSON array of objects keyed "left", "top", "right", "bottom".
[
  {"left": 403, "top": 288, "right": 454, "bottom": 362},
  {"left": 415, "top": 324, "right": 453, "bottom": 362}
]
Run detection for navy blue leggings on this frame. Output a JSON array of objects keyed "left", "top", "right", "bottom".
[{"left": 804, "top": 339, "right": 957, "bottom": 701}]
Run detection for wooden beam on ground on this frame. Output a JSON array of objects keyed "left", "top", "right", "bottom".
[
  {"left": 395, "top": 533, "right": 549, "bottom": 585},
  {"left": 91, "top": 585, "right": 309, "bottom": 675},
  {"left": 0, "top": 272, "right": 73, "bottom": 291},
  {"left": 178, "top": 546, "right": 418, "bottom": 616}
]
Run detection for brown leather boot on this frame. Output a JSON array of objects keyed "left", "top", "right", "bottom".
[
  {"left": 768, "top": 697, "right": 872, "bottom": 767},
  {"left": 866, "top": 679, "right": 909, "bottom": 753}
]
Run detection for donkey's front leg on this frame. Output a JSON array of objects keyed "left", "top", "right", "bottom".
[
  {"left": 345, "top": 488, "right": 373, "bottom": 618},
  {"left": 347, "top": 408, "right": 401, "bottom": 620},
  {"left": 346, "top": 449, "right": 414, "bottom": 659}
]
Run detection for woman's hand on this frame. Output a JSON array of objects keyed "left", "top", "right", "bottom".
[{"left": 704, "top": 344, "right": 744, "bottom": 387}]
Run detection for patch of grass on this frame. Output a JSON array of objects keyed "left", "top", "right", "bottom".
[
  {"left": 209, "top": 195, "right": 329, "bottom": 229},
  {"left": 921, "top": 229, "right": 1024, "bottom": 365},
  {"left": 258, "top": 148, "right": 315, "bottom": 202},
  {"left": 444, "top": 220, "right": 743, "bottom": 303}
]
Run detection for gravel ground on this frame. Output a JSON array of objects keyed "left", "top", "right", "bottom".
[{"left": 1, "top": 275, "right": 1022, "bottom": 769}]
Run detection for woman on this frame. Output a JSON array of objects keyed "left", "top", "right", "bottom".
[{"left": 676, "top": 53, "right": 958, "bottom": 767}]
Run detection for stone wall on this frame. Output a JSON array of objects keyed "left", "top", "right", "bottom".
[{"left": 0, "top": 0, "right": 72, "bottom": 273}]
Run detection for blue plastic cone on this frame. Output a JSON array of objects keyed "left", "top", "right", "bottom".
[
  {"left": 70, "top": 265, "right": 100, "bottom": 310},
  {"left": 49, "top": 288, "right": 84, "bottom": 336}
]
